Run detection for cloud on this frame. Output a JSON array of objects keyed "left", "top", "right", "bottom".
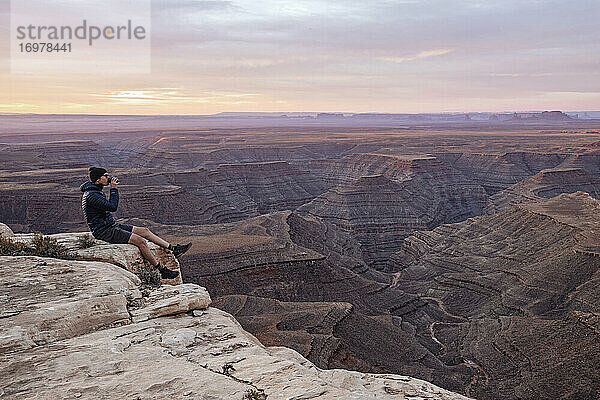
[
  {"left": 488, "top": 73, "right": 554, "bottom": 77},
  {"left": 377, "top": 49, "right": 455, "bottom": 64},
  {"left": 93, "top": 88, "right": 260, "bottom": 105},
  {"left": 0, "top": 103, "right": 41, "bottom": 109},
  {"left": 153, "top": 0, "right": 236, "bottom": 12},
  {"left": 3, "top": 0, "right": 600, "bottom": 113}
]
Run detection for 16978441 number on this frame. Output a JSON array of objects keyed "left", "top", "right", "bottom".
[{"left": 18, "top": 43, "right": 72, "bottom": 52}]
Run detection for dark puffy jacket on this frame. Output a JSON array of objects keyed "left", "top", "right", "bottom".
[{"left": 80, "top": 181, "right": 119, "bottom": 236}]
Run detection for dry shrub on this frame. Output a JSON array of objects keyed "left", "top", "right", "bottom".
[
  {"left": 243, "top": 389, "right": 267, "bottom": 400},
  {"left": 77, "top": 234, "right": 96, "bottom": 249},
  {"left": 0, "top": 234, "right": 31, "bottom": 256},
  {"left": 137, "top": 263, "right": 161, "bottom": 287},
  {"left": 31, "top": 233, "right": 72, "bottom": 259},
  {"left": 0, "top": 233, "right": 72, "bottom": 259}
]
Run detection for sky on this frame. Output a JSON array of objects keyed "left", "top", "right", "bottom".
[{"left": 1, "top": 0, "right": 599, "bottom": 114}]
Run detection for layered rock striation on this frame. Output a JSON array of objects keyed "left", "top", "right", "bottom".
[
  {"left": 485, "top": 167, "right": 600, "bottom": 213},
  {"left": 169, "top": 161, "right": 330, "bottom": 215},
  {"left": 389, "top": 192, "right": 600, "bottom": 399},
  {"left": 302, "top": 153, "right": 431, "bottom": 186},
  {"left": 435, "top": 152, "right": 567, "bottom": 195},
  {"left": 298, "top": 158, "right": 487, "bottom": 270}
]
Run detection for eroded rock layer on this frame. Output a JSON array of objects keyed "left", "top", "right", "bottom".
[
  {"left": 302, "top": 153, "right": 436, "bottom": 185},
  {"left": 485, "top": 167, "right": 600, "bottom": 213},
  {"left": 172, "top": 161, "right": 330, "bottom": 215},
  {"left": 389, "top": 192, "right": 600, "bottom": 399},
  {"left": 213, "top": 294, "right": 473, "bottom": 392},
  {"left": 298, "top": 161, "right": 487, "bottom": 270},
  {"left": 436, "top": 152, "right": 567, "bottom": 194}
]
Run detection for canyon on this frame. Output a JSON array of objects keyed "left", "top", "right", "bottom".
[{"left": 2, "top": 113, "right": 600, "bottom": 399}]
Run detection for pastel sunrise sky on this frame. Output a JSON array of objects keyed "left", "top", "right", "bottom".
[{"left": 1, "top": 0, "right": 599, "bottom": 114}]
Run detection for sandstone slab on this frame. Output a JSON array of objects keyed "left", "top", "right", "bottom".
[
  {"left": 10, "top": 231, "right": 183, "bottom": 285},
  {"left": 0, "top": 256, "right": 139, "bottom": 353},
  {"left": 129, "top": 283, "right": 211, "bottom": 323}
]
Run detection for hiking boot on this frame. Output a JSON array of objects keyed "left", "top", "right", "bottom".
[
  {"left": 172, "top": 242, "right": 192, "bottom": 258},
  {"left": 158, "top": 265, "right": 180, "bottom": 280}
]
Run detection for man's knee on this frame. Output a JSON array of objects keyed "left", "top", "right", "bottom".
[
  {"left": 128, "top": 233, "right": 146, "bottom": 247},
  {"left": 133, "top": 226, "right": 150, "bottom": 236}
]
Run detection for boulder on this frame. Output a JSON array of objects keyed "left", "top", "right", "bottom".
[
  {"left": 9, "top": 231, "right": 183, "bottom": 285},
  {"left": 0, "top": 256, "right": 139, "bottom": 353},
  {"left": 0, "top": 223, "right": 13, "bottom": 237}
]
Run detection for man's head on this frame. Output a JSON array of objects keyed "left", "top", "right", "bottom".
[{"left": 89, "top": 167, "right": 109, "bottom": 186}]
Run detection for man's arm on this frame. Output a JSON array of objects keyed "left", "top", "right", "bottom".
[{"left": 87, "top": 188, "right": 119, "bottom": 212}]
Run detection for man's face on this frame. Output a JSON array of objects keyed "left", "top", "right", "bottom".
[{"left": 96, "top": 173, "right": 110, "bottom": 186}]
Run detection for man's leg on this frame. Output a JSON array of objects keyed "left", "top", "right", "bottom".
[
  {"left": 132, "top": 226, "right": 170, "bottom": 248},
  {"left": 128, "top": 232, "right": 180, "bottom": 280},
  {"left": 128, "top": 232, "right": 159, "bottom": 266},
  {"left": 130, "top": 225, "right": 192, "bottom": 259}
]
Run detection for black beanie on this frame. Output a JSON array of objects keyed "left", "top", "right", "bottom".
[{"left": 89, "top": 167, "right": 107, "bottom": 183}]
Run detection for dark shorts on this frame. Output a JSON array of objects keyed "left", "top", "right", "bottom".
[{"left": 93, "top": 223, "right": 133, "bottom": 244}]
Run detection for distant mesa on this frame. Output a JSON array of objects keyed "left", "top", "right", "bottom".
[
  {"left": 511, "top": 110, "right": 573, "bottom": 121},
  {"left": 487, "top": 111, "right": 573, "bottom": 122},
  {"left": 312, "top": 111, "right": 572, "bottom": 124},
  {"left": 316, "top": 112, "right": 346, "bottom": 120}
]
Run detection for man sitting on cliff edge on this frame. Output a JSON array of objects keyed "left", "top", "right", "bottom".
[{"left": 80, "top": 167, "right": 192, "bottom": 280}]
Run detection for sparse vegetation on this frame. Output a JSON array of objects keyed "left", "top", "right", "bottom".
[
  {"left": 0, "top": 233, "right": 72, "bottom": 259},
  {"left": 243, "top": 389, "right": 267, "bottom": 400},
  {"left": 77, "top": 233, "right": 96, "bottom": 249},
  {"left": 31, "top": 233, "right": 72, "bottom": 259},
  {"left": 0, "top": 234, "right": 31, "bottom": 256},
  {"left": 137, "top": 263, "right": 161, "bottom": 287},
  {"left": 222, "top": 363, "right": 235, "bottom": 376}
]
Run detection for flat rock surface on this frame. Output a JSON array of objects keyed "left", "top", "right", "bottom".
[
  {"left": 0, "top": 256, "right": 139, "bottom": 353},
  {"left": 10, "top": 231, "right": 183, "bottom": 285}
]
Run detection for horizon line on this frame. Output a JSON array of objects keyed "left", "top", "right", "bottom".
[{"left": 1, "top": 110, "right": 598, "bottom": 117}]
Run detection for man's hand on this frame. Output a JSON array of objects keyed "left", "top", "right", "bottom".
[{"left": 110, "top": 177, "right": 119, "bottom": 188}]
